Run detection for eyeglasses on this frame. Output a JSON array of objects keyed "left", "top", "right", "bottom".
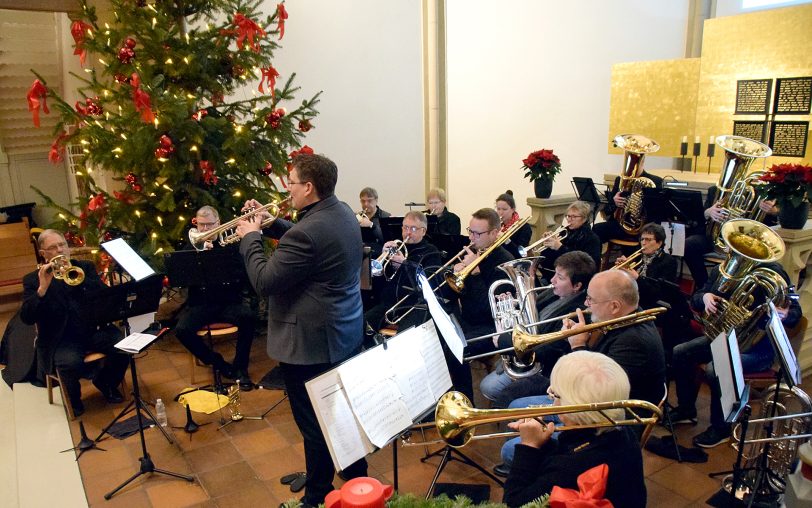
[
  {"left": 401, "top": 225, "right": 425, "bottom": 233},
  {"left": 43, "top": 241, "right": 68, "bottom": 251},
  {"left": 288, "top": 180, "right": 307, "bottom": 186},
  {"left": 565, "top": 214, "right": 583, "bottom": 220},
  {"left": 196, "top": 221, "right": 218, "bottom": 228},
  {"left": 585, "top": 294, "right": 611, "bottom": 305},
  {"left": 428, "top": 200, "right": 442, "bottom": 205},
  {"left": 640, "top": 236, "right": 656, "bottom": 242},
  {"left": 466, "top": 227, "right": 494, "bottom": 238}
]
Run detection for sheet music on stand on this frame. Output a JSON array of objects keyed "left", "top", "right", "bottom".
[
  {"left": 306, "top": 321, "right": 452, "bottom": 471},
  {"left": 766, "top": 301, "right": 802, "bottom": 387},
  {"left": 711, "top": 329, "right": 749, "bottom": 424},
  {"left": 661, "top": 222, "right": 686, "bottom": 257},
  {"left": 417, "top": 271, "right": 466, "bottom": 362},
  {"left": 101, "top": 238, "right": 156, "bottom": 281}
]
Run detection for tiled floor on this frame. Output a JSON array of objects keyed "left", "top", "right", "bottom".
[{"left": 3, "top": 308, "right": 758, "bottom": 507}]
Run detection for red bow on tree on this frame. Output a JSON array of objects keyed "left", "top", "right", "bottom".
[
  {"left": 86, "top": 192, "right": 108, "bottom": 230},
  {"left": 549, "top": 464, "right": 613, "bottom": 508},
  {"left": 232, "top": 13, "right": 266, "bottom": 52},
  {"left": 287, "top": 145, "right": 314, "bottom": 171},
  {"left": 200, "top": 160, "right": 218, "bottom": 185},
  {"left": 49, "top": 133, "right": 70, "bottom": 164},
  {"left": 258, "top": 65, "right": 280, "bottom": 97},
  {"left": 27, "top": 79, "right": 49, "bottom": 127},
  {"left": 276, "top": 3, "right": 288, "bottom": 40},
  {"left": 70, "top": 20, "right": 93, "bottom": 67},
  {"left": 129, "top": 73, "right": 155, "bottom": 123}
]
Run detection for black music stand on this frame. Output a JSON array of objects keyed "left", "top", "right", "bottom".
[{"left": 571, "top": 177, "right": 606, "bottom": 225}]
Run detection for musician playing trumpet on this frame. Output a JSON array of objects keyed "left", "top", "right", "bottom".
[
  {"left": 426, "top": 188, "right": 461, "bottom": 235},
  {"left": 539, "top": 201, "right": 601, "bottom": 273},
  {"left": 357, "top": 187, "right": 390, "bottom": 259}
]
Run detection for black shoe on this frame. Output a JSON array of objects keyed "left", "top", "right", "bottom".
[
  {"left": 93, "top": 381, "right": 124, "bottom": 404},
  {"left": 234, "top": 371, "right": 254, "bottom": 392},
  {"left": 693, "top": 426, "right": 731, "bottom": 448},
  {"left": 667, "top": 406, "right": 697, "bottom": 425},
  {"left": 493, "top": 463, "right": 510, "bottom": 478},
  {"left": 72, "top": 401, "right": 85, "bottom": 418}
]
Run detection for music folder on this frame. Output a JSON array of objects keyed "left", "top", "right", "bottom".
[
  {"left": 766, "top": 301, "right": 801, "bottom": 387},
  {"left": 711, "top": 329, "right": 750, "bottom": 424}
]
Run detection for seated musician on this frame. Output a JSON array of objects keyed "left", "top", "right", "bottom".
[
  {"left": 682, "top": 185, "right": 778, "bottom": 289},
  {"left": 357, "top": 187, "right": 391, "bottom": 258},
  {"left": 502, "top": 351, "right": 647, "bottom": 508},
  {"left": 592, "top": 169, "right": 663, "bottom": 245},
  {"left": 669, "top": 262, "right": 800, "bottom": 448},
  {"left": 495, "top": 191, "right": 532, "bottom": 259},
  {"left": 480, "top": 251, "right": 595, "bottom": 408},
  {"left": 451, "top": 208, "right": 515, "bottom": 400},
  {"left": 21, "top": 229, "right": 129, "bottom": 417},
  {"left": 363, "top": 211, "right": 443, "bottom": 336},
  {"left": 538, "top": 201, "right": 601, "bottom": 274},
  {"left": 174, "top": 206, "right": 256, "bottom": 390},
  {"left": 426, "top": 188, "right": 461, "bottom": 236},
  {"left": 614, "top": 222, "right": 677, "bottom": 307}
]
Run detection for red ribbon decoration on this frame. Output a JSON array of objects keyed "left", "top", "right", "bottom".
[
  {"left": 232, "top": 13, "right": 266, "bottom": 52},
  {"left": 70, "top": 20, "right": 92, "bottom": 67},
  {"left": 129, "top": 73, "right": 156, "bottom": 123},
  {"left": 549, "top": 464, "right": 613, "bottom": 508},
  {"left": 200, "top": 160, "right": 218, "bottom": 185},
  {"left": 49, "top": 133, "right": 69, "bottom": 164},
  {"left": 27, "top": 79, "right": 49, "bottom": 128},
  {"left": 87, "top": 192, "right": 106, "bottom": 212},
  {"left": 258, "top": 66, "right": 280, "bottom": 97},
  {"left": 277, "top": 3, "right": 288, "bottom": 40}
]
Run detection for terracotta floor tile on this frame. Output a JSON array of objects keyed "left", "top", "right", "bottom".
[
  {"left": 247, "top": 446, "right": 306, "bottom": 481},
  {"left": 649, "top": 461, "right": 722, "bottom": 501},
  {"left": 183, "top": 440, "right": 243, "bottom": 473},
  {"left": 91, "top": 486, "right": 151, "bottom": 508},
  {"left": 197, "top": 461, "right": 258, "bottom": 497},
  {"left": 645, "top": 478, "right": 693, "bottom": 508},
  {"left": 231, "top": 425, "right": 289, "bottom": 458},
  {"left": 145, "top": 478, "right": 208, "bottom": 508},
  {"left": 213, "top": 479, "right": 276, "bottom": 508}
]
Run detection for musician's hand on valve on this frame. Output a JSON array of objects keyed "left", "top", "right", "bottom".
[
  {"left": 707, "top": 203, "right": 728, "bottom": 223},
  {"left": 543, "top": 235, "right": 563, "bottom": 251},
  {"left": 703, "top": 293, "right": 722, "bottom": 314},
  {"left": 564, "top": 308, "right": 589, "bottom": 348},
  {"left": 358, "top": 216, "right": 373, "bottom": 228},
  {"left": 389, "top": 252, "right": 406, "bottom": 268},
  {"left": 36, "top": 263, "right": 54, "bottom": 297},
  {"left": 242, "top": 199, "right": 271, "bottom": 221},
  {"left": 508, "top": 418, "right": 555, "bottom": 448},
  {"left": 759, "top": 199, "right": 779, "bottom": 215},
  {"left": 613, "top": 192, "right": 627, "bottom": 208},
  {"left": 236, "top": 217, "right": 261, "bottom": 238}
]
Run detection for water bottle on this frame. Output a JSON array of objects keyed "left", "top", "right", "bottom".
[{"left": 155, "top": 398, "right": 168, "bottom": 427}]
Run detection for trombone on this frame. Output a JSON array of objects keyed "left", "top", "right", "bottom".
[
  {"left": 188, "top": 197, "right": 295, "bottom": 250},
  {"left": 519, "top": 224, "right": 568, "bottom": 257},
  {"left": 371, "top": 238, "right": 409, "bottom": 278},
  {"left": 38, "top": 254, "right": 85, "bottom": 286},
  {"left": 383, "top": 244, "right": 471, "bottom": 325},
  {"left": 403, "top": 390, "right": 660, "bottom": 448},
  {"left": 613, "top": 248, "right": 644, "bottom": 271},
  {"left": 445, "top": 217, "right": 530, "bottom": 293}
]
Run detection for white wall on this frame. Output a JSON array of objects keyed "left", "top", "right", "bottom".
[
  {"left": 250, "top": 0, "right": 425, "bottom": 215},
  {"left": 445, "top": 0, "right": 689, "bottom": 222},
  {"left": 717, "top": 0, "right": 812, "bottom": 17}
]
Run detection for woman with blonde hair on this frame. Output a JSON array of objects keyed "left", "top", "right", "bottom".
[{"left": 426, "top": 188, "right": 461, "bottom": 235}]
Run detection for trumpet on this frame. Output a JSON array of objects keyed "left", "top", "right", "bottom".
[
  {"left": 371, "top": 238, "right": 409, "bottom": 278},
  {"left": 613, "top": 248, "right": 644, "bottom": 271},
  {"left": 38, "top": 254, "right": 85, "bottom": 286},
  {"left": 520, "top": 225, "right": 568, "bottom": 256},
  {"left": 445, "top": 217, "right": 530, "bottom": 293},
  {"left": 402, "top": 391, "right": 660, "bottom": 448},
  {"left": 188, "top": 197, "right": 295, "bottom": 250},
  {"left": 356, "top": 210, "right": 369, "bottom": 223},
  {"left": 383, "top": 244, "right": 471, "bottom": 325}
]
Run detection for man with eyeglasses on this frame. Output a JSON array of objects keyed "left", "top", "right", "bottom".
[
  {"left": 173, "top": 205, "right": 256, "bottom": 390},
  {"left": 357, "top": 187, "right": 390, "bottom": 259},
  {"left": 363, "top": 211, "right": 443, "bottom": 337},
  {"left": 21, "top": 229, "right": 129, "bottom": 417}
]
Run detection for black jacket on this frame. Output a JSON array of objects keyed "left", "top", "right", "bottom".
[
  {"left": 603, "top": 170, "right": 664, "bottom": 216},
  {"left": 459, "top": 246, "right": 515, "bottom": 329},
  {"left": 503, "top": 427, "right": 646, "bottom": 508},
  {"left": 435, "top": 208, "right": 461, "bottom": 236},
  {"left": 361, "top": 207, "right": 391, "bottom": 257},
  {"left": 575, "top": 317, "right": 666, "bottom": 406},
  {"left": 503, "top": 222, "right": 532, "bottom": 259},
  {"left": 541, "top": 224, "right": 601, "bottom": 272},
  {"left": 636, "top": 250, "right": 678, "bottom": 309}
]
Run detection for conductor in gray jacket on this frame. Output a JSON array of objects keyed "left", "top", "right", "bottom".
[{"left": 237, "top": 153, "right": 367, "bottom": 506}]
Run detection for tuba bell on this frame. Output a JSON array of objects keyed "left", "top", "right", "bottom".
[
  {"left": 612, "top": 134, "right": 660, "bottom": 235},
  {"left": 707, "top": 135, "right": 772, "bottom": 249},
  {"left": 700, "top": 219, "right": 788, "bottom": 352}
]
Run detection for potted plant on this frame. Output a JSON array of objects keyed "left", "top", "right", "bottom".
[
  {"left": 522, "top": 148, "right": 561, "bottom": 199},
  {"left": 758, "top": 162, "right": 812, "bottom": 229}
]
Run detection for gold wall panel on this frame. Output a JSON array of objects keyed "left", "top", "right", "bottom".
[
  {"left": 609, "top": 59, "right": 701, "bottom": 157},
  {"left": 697, "top": 4, "right": 812, "bottom": 171}
]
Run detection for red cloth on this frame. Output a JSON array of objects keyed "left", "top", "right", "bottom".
[
  {"left": 27, "top": 79, "right": 49, "bottom": 127},
  {"left": 71, "top": 20, "right": 92, "bottom": 66},
  {"left": 501, "top": 210, "right": 520, "bottom": 232},
  {"left": 258, "top": 65, "right": 280, "bottom": 97},
  {"left": 233, "top": 13, "right": 266, "bottom": 52},
  {"left": 129, "top": 73, "right": 155, "bottom": 123},
  {"left": 549, "top": 464, "right": 613, "bottom": 508}
]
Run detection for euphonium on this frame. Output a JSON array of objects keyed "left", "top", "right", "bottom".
[
  {"left": 612, "top": 134, "right": 660, "bottom": 235},
  {"left": 707, "top": 135, "right": 772, "bottom": 249},
  {"left": 39, "top": 254, "right": 85, "bottom": 286},
  {"left": 445, "top": 217, "right": 530, "bottom": 293},
  {"left": 613, "top": 248, "right": 644, "bottom": 271},
  {"left": 699, "top": 219, "right": 788, "bottom": 351},
  {"left": 511, "top": 307, "right": 667, "bottom": 371},
  {"left": 432, "top": 391, "right": 661, "bottom": 448}
]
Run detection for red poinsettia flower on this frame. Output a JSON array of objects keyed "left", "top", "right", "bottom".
[
  {"left": 758, "top": 163, "right": 812, "bottom": 208},
  {"left": 522, "top": 148, "right": 562, "bottom": 182}
]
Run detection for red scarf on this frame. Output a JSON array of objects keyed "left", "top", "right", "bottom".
[{"left": 501, "top": 211, "right": 520, "bottom": 232}]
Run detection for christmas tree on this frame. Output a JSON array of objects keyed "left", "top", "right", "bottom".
[{"left": 27, "top": 0, "right": 318, "bottom": 263}]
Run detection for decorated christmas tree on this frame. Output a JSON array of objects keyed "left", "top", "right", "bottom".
[{"left": 27, "top": 0, "right": 318, "bottom": 263}]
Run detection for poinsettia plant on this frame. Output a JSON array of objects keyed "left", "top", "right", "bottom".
[
  {"left": 758, "top": 163, "right": 812, "bottom": 207},
  {"left": 522, "top": 149, "right": 562, "bottom": 182}
]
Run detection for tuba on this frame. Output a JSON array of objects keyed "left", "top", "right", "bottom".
[
  {"left": 707, "top": 135, "right": 772, "bottom": 249},
  {"left": 699, "top": 219, "right": 788, "bottom": 352},
  {"left": 729, "top": 384, "right": 812, "bottom": 496},
  {"left": 612, "top": 134, "right": 660, "bottom": 235}
]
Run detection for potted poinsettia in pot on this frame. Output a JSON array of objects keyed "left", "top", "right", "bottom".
[
  {"left": 522, "top": 148, "right": 562, "bottom": 199},
  {"left": 758, "top": 162, "right": 812, "bottom": 229}
]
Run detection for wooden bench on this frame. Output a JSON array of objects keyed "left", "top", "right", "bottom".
[{"left": 0, "top": 219, "right": 38, "bottom": 298}]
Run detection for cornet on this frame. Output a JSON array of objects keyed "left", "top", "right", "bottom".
[
  {"left": 519, "top": 224, "right": 568, "bottom": 257},
  {"left": 38, "top": 254, "right": 85, "bottom": 286},
  {"left": 188, "top": 197, "right": 295, "bottom": 250},
  {"left": 613, "top": 248, "right": 644, "bottom": 271},
  {"left": 371, "top": 238, "right": 409, "bottom": 278},
  {"left": 356, "top": 210, "right": 369, "bottom": 223}
]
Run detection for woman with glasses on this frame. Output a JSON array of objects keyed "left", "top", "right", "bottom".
[
  {"left": 502, "top": 351, "right": 647, "bottom": 508},
  {"left": 539, "top": 201, "right": 601, "bottom": 274},
  {"left": 363, "top": 211, "right": 443, "bottom": 338},
  {"left": 495, "top": 191, "right": 532, "bottom": 259},
  {"left": 426, "top": 188, "right": 461, "bottom": 236}
]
